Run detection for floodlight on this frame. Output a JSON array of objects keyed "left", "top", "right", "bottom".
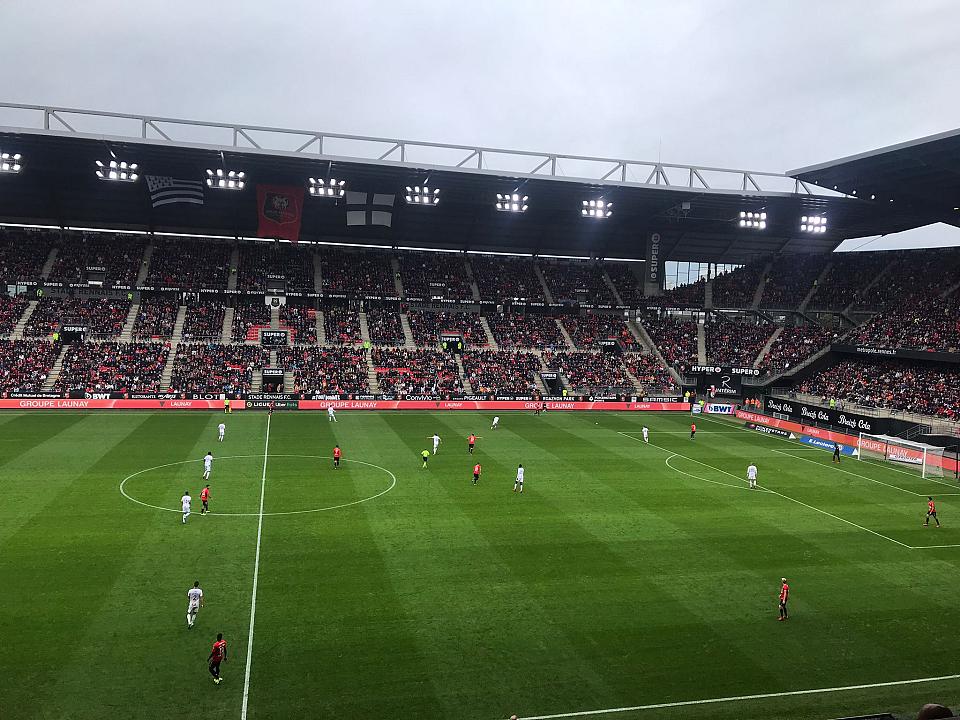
[
  {"left": 308, "top": 178, "right": 345, "bottom": 198},
  {"left": 799, "top": 215, "right": 827, "bottom": 234},
  {"left": 95, "top": 159, "right": 138, "bottom": 182},
  {"left": 0, "top": 151, "right": 22, "bottom": 174},
  {"left": 738, "top": 210, "right": 766, "bottom": 229},
  {"left": 496, "top": 192, "right": 528, "bottom": 213},
  {"left": 205, "top": 168, "right": 245, "bottom": 190},
  {"left": 581, "top": 198, "right": 613, "bottom": 218},
  {"left": 405, "top": 184, "right": 440, "bottom": 205}
]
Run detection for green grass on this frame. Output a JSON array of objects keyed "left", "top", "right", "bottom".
[{"left": 2, "top": 409, "right": 960, "bottom": 720}]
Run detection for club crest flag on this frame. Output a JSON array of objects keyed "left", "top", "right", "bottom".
[{"left": 257, "top": 184, "right": 304, "bottom": 242}]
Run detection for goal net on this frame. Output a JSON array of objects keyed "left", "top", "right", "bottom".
[{"left": 858, "top": 433, "right": 947, "bottom": 479}]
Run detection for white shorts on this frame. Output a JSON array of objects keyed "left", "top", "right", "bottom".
[
  {"left": 182, "top": 506, "right": 191, "bottom": 513},
  {"left": 188, "top": 602, "right": 200, "bottom": 614}
]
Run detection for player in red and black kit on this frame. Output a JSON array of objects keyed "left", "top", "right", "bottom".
[
  {"left": 690, "top": 423, "right": 697, "bottom": 440},
  {"left": 924, "top": 497, "right": 941, "bottom": 527},
  {"left": 208, "top": 632, "right": 227, "bottom": 684},
  {"left": 200, "top": 484, "right": 211, "bottom": 515},
  {"left": 472, "top": 462, "right": 482, "bottom": 485},
  {"left": 778, "top": 578, "right": 789, "bottom": 621},
  {"left": 467, "top": 434, "right": 477, "bottom": 454},
  {"left": 333, "top": 444, "right": 342, "bottom": 470},
  {"left": 268, "top": 400, "right": 275, "bottom": 416}
]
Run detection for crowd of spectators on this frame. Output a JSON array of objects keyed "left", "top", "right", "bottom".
[
  {"left": 55, "top": 342, "right": 169, "bottom": 394},
  {"left": 323, "top": 308, "right": 362, "bottom": 345},
  {"left": 561, "top": 314, "right": 635, "bottom": 350},
  {"left": 808, "top": 252, "right": 893, "bottom": 310},
  {"left": 799, "top": 359, "right": 960, "bottom": 420},
  {"left": 181, "top": 302, "right": 226, "bottom": 341},
  {"left": 0, "top": 228, "right": 53, "bottom": 282},
  {"left": 470, "top": 255, "right": 545, "bottom": 302},
  {"left": 0, "top": 295, "right": 27, "bottom": 335},
  {"left": 320, "top": 248, "right": 395, "bottom": 297},
  {"left": 712, "top": 260, "right": 768, "bottom": 308},
  {"left": 543, "top": 350, "right": 632, "bottom": 392},
  {"left": 147, "top": 237, "right": 231, "bottom": 290},
  {"left": 370, "top": 348, "right": 462, "bottom": 394},
  {"left": 407, "top": 310, "right": 488, "bottom": 347},
  {"left": 25, "top": 297, "right": 130, "bottom": 338},
  {"left": 237, "top": 242, "right": 314, "bottom": 293},
  {"left": 605, "top": 262, "right": 644, "bottom": 304},
  {"left": 133, "top": 297, "right": 178, "bottom": 339},
  {"left": 539, "top": 260, "right": 613, "bottom": 304},
  {"left": 759, "top": 254, "right": 831, "bottom": 309},
  {"left": 660, "top": 279, "right": 706, "bottom": 308},
  {"left": 279, "top": 305, "right": 317, "bottom": 345},
  {"left": 485, "top": 313, "right": 566, "bottom": 350},
  {"left": 705, "top": 321, "right": 774, "bottom": 366},
  {"left": 232, "top": 301, "right": 271, "bottom": 343},
  {"left": 170, "top": 343, "right": 267, "bottom": 394},
  {"left": 640, "top": 316, "right": 698, "bottom": 371},
  {"left": 279, "top": 346, "right": 369, "bottom": 394},
  {"left": 399, "top": 252, "right": 472, "bottom": 300},
  {"left": 848, "top": 298, "right": 960, "bottom": 353},
  {"left": 0, "top": 340, "right": 60, "bottom": 395},
  {"left": 856, "top": 248, "right": 960, "bottom": 312},
  {"left": 461, "top": 350, "right": 542, "bottom": 395},
  {"left": 624, "top": 353, "right": 677, "bottom": 391},
  {"left": 48, "top": 232, "right": 146, "bottom": 286},
  {"left": 365, "top": 309, "right": 405, "bottom": 345},
  {"left": 757, "top": 325, "right": 840, "bottom": 376}
]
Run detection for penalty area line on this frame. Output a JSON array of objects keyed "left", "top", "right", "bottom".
[{"left": 511, "top": 672, "right": 960, "bottom": 719}]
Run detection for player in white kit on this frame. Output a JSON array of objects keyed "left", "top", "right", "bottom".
[
  {"left": 747, "top": 463, "right": 758, "bottom": 490},
  {"left": 186, "top": 580, "right": 204, "bottom": 628},
  {"left": 218, "top": 423, "right": 225, "bottom": 442},
  {"left": 327, "top": 406, "right": 337, "bottom": 422},
  {"left": 429, "top": 434, "right": 442, "bottom": 454},
  {"left": 181, "top": 490, "right": 192, "bottom": 524},
  {"left": 202, "top": 452, "right": 213, "bottom": 480},
  {"left": 642, "top": 426, "right": 649, "bottom": 443},
  {"left": 491, "top": 416, "right": 500, "bottom": 430},
  {"left": 514, "top": 464, "right": 524, "bottom": 493}
]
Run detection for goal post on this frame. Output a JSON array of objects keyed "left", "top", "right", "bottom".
[{"left": 858, "top": 433, "right": 947, "bottom": 479}]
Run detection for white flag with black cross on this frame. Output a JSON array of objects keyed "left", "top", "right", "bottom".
[{"left": 345, "top": 191, "right": 395, "bottom": 227}]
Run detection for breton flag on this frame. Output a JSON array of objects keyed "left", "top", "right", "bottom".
[
  {"left": 145, "top": 175, "right": 205, "bottom": 208},
  {"left": 346, "top": 191, "right": 394, "bottom": 227}
]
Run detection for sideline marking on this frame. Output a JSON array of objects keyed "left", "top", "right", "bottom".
[
  {"left": 241, "top": 415, "right": 270, "bottom": 720},
  {"left": 771, "top": 449, "right": 925, "bottom": 497},
  {"left": 511, "top": 672, "right": 960, "bottom": 719},
  {"left": 118, "top": 454, "right": 397, "bottom": 516}
]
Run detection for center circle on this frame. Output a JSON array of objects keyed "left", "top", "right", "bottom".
[{"left": 119, "top": 454, "right": 396, "bottom": 516}]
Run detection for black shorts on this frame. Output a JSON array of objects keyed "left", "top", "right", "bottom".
[
  {"left": 473, "top": 473, "right": 479, "bottom": 481},
  {"left": 469, "top": 443, "right": 475, "bottom": 449},
  {"left": 928, "top": 511, "right": 937, "bottom": 518},
  {"left": 202, "top": 500, "right": 208, "bottom": 511}
]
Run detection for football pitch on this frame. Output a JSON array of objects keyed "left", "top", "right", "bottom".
[{"left": 3, "top": 409, "right": 960, "bottom": 720}]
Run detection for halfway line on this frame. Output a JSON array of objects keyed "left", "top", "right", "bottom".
[{"left": 241, "top": 413, "right": 271, "bottom": 719}]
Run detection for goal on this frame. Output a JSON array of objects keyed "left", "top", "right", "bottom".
[{"left": 858, "top": 433, "right": 947, "bottom": 479}]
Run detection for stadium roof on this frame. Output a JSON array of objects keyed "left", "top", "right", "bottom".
[
  {"left": 789, "top": 127, "right": 960, "bottom": 228},
  {"left": 0, "top": 103, "right": 949, "bottom": 263}
]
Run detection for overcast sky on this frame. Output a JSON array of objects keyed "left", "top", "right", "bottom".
[{"left": 1, "top": 0, "right": 958, "bottom": 250}]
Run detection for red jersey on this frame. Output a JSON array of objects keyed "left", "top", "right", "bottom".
[
  {"left": 210, "top": 639, "right": 227, "bottom": 662},
  {"left": 691, "top": 424, "right": 696, "bottom": 432},
  {"left": 929, "top": 500, "right": 936, "bottom": 513},
  {"left": 200, "top": 487, "right": 210, "bottom": 502},
  {"left": 333, "top": 447, "right": 341, "bottom": 459},
  {"left": 468, "top": 435, "right": 476, "bottom": 444},
  {"left": 473, "top": 464, "right": 481, "bottom": 475},
  {"left": 779, "top": 583, "right": 789, "bottom": 602}
]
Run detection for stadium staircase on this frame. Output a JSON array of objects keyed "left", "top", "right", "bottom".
[
  {"left": 479, "top": 316, "right": 499, "bottom": 350},
  {"left": 762, "top": 343, "right": 833, "bottom": 384},
  {"left": 358, "top": 312, "right": 372, "bottom": 346},
  {"left": 797, "top": 261, "right": 834, "bottom": 313},
  {"left": 136, "top": 244, "right": 154, "bottom": 285},
  {"left": 40, "top": 246, "right": 58, "bottom": 279},
  {"left": 41, "top": 345, "right": 69, "bottom": 391},
  {"left": 696, "top": 320, "right": 707, "bottom": 365},
  {"left": 455, "top": 355, "right": 474, "bottom": 394},
  {"left": 364, "top": 353, "right": 381, "bottom": 394},
  {"left": 464, "top": 258, "right": 482, "bottom": 301},
  {"left": 534, "top": 263, "right": 555, "bottom": 303},
  {"left": 703, "top": 279, "right": 713, "bottom": 309},
  {"left": 750, "top": 259, "right": 775, "bottom": 309},
  {"left": 315, "top": 310, "right": 326, "bottom": 345},
  {"left": 10, "top": 300, "right": 38, "bottom": 340},
  {"left": 250, "top": 364, "right": 263, "bottom": 392},
  {"left": 843, "top": 256, "right": 898, "bottom": 316},
  {"left": 390, "top": 257, "right": 405, "bottom": 297},
  {"left": 313, "top": 253, "right": 323, "bottom": 293},
  {"left": 555, "top": 318, "right": 576, "bottom": 350},
  {"left": 753, "top": 326, "right": 782, "bottom": 367},
  {"left": 171, "top": 305, "right": 188, "bottom": 343},
  {"left": 119, "top": 303, "right": 139, "bottom": 342},
  {"left": 270, "top": 305, "right": 279, "bottom": 330},
  {"left": 283, "top": 368, "right": 295, "bottom": 391},
  {"left": 621, "top": 361, "right": 645, "bottom": 393},
  {"left": 399, "top": 313, "right": 416, "bottom": 349},
  {"left": 941, "top": 277, "right": 960, "bottom": 299},
  {"left": 629, "top": 320, "right": 683, "bottom": 385},
  {"left": 226, "top": 246, "right": 239, "bottom": 291},
  {"left": 159, "top": 305, "right": 188, "bottom": 390},
  {"left": 221, "top": 307, "right": 234, "bottom": 344},
  {"left": 602, "top": 268, "right": 625, "bottom": 306}
]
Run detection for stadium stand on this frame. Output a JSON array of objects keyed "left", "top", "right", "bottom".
[
  {"left": 539, "top": 260, "right": 613, "bottom": 304},
  {"left": 279, "top": 346, "right": 369, "bottom": 394},
  {"left": 279, "top": 305, "right": 317, "bottom": 345},
  {"left": 758, "top": 254, "right": 830, "bottom": 309},
  {"left": 406, "top": 310, "right": 487, "bottom": 347},
  {"left": 849, "top": 298, "right": 960, "bottom": 353},
  {"left": 561, "top": 314, "right": 636, "bottom": 350},
  {"left": 47, "top": 232, "right": 145, "bottom": 286},
  {"left": 0, "top": 340, "right": 60, "bottom": 395},
  {"left": 461, "top": 350, "right": 543, "bottom": 395},
  {"left": 399, "top": 251, "right": 472, "bottom": 300},
  {"left": 25, "top": 297, "right": 129, "bottom": 339},
  {"left": 659, "top": 279, "right": 706, "bottom": 308},
  {"left": 237, "top": 242, "right": 314, "bottom": 293},
  {"left": 641, "top": 316, "right": 698, "bottom": 371},
  {"left": 604, "top": 262, "right": 644, "bottom": 304},
  {"left": 169, "top": 343, "right": 267, "bottom": 394},
  {"left": 712, "top": 260, "right": 767, "bottom": 308},
  {"left": 147, "top": 237, "right": 231, "bottom": 290},
  {"left": 485, "top": 312, "right": 566, "bottom": 350},
  {"left": 0, "top": 228, "right": 53, "bottom": 282},
  {"left": 365, "top": 308, "right": 405, "bottom": 346},
  {"left": 758, "top": 325, "right": 840, "bottom": 376},
  {"left": 181, "top": 301, "right": 226, "bottom": 342},
  {"left": 0, "top": 295, "right": 27, "bottom": 335},
  {"left": 543, "top": 350, "right": 633, "bottom": 392},
  {"left": 705, "top": 320, "right": 774, "bottom": 366},
  {"left": 856, "top": 247, "right": 960, "bottom": 312},
  {"left": 232, "top": 301, "right": 271, "bottom": 343},
  {"left": 323, "top": 308, "right": 362, "bottom": 345},
  {"left": 320, "top": 248, "right": 395, "bottom": 297},
  {"left": 470, "top": 255, "right": 545, "bottom": 301},
  {"left": 624, "top": 353, "right": 677, "bottom": 391},
  {"left": 807, "top": 251, "right": 893, "bottom": 310},
  {"left": 370, "top": 348, "right": 462, "bottom": 394},
  {"left": 54, "top": 341, "right": 169, "bottom": 394}
]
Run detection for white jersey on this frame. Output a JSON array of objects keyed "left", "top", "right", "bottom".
[
  {"left": 187, "top": 587, "right": 203, "bottom": 608},
  {"left": 492, "top": 416, "right": 500, "bottom": 425},
  {"left": 204, "top": 454, "right": 213, "bottom": 470},
  {"left": 642, "top": 427, "right": 649, "bottom": 439},
  {"left": 328, "top": 407, "right": 336, "bottom": 417},
  {"left": 181, "top": 494, "right": 192, "bottom": 511},
  {"left": 218, "top": 423, "right": 225, "bottom": 435},
  {"left": 747, "top": 465, "right": 758, "bottom": 480},
  {"left": 516, "top": 467, "right": 525, "bottom": 483},
  {"left": 431, "top": 434, "right": 441, "bottom": 448}
]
